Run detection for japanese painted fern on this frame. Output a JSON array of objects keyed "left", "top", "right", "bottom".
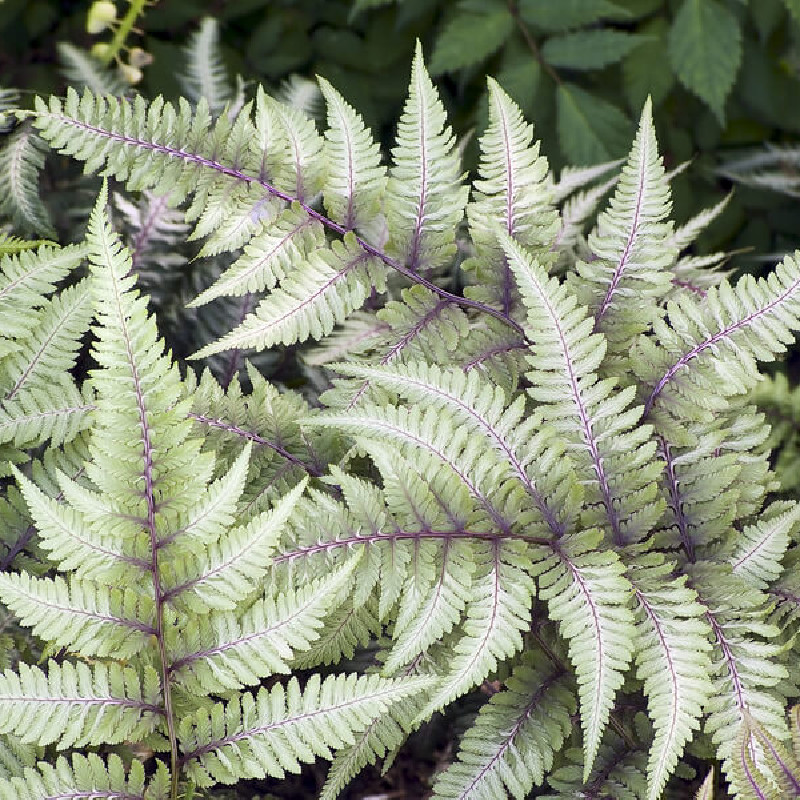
[{"left": 1, "top": 43, "right": 800, "bottom": 800}]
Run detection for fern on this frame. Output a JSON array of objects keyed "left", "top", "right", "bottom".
[
  {"left": 0, "top": 186, "right": 421, "bottom": 797},
  {"left": 3, "top": 42, "right": 800, "bottom": 800},
  {"left": 0, "top": 125, "right": 54, "bottom": 237}
]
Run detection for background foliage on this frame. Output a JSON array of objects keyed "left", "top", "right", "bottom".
[{"left": 6, "top": 0, "right": 800, "bottom": 262}]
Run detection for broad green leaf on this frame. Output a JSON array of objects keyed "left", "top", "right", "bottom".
[
  {"left": 557, "top": 83, "right": 631, "bottom": 165},
  {"left": 519, "top": 0, "right": 629, "bottom": 31},
  {"left": 542, "top": 30, "right": 646, "bottom": 70},
  {"left": 430, "top": 10, "right": 514, "bottom": 75},
  {"left": 622, "top": 20, "right": 675, "bottom": 111},
  {"left": 668, "top": 0, "right": 742, "bottom": 123},
  {"left": 495, "top": 51, "right": 541, "bottom": 118}
]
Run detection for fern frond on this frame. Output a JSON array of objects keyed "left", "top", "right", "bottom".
[
  {"left": 730, "top": 711, "right": 800, "bottom": 800},
  {"left": 0, "top": 572, "right": 155, "bottom": 658},
  {"left": 169, "top": 562, "right": 354, "bottom": 695},
  {"left": 86, "top": 181, "right": 208, "bottom": 527},
  {"left": 260, "top": 87, "right": 326, "bottom": 202},
  {"left": 30, "top": 86, "right": 522, "bottom": 338},
  {"left": 693, "top": 564, "right": 791, "bottom": 790},
  {"left": 0, "top": 126, "right": 54, "bottom": 237},
  {"left": 1, "top": 280, "right": 92, "bottom": 401},
  {"left": 0, "top": 752, "right": 162, "bottom": 800},
  {"left": 669, "top": 193, "right": 732, "bottom": 253},
  {"left": 573, "top": 98, "right": 675, "bottom": 353},
  {"left": 186, "top": 365, "right": 325, "bottom": 492},
  {"left": 382, "top": 532, "right": 475, "bottom": 675},
  {"left": 113, "top": 190, "right": 189, "bottom": 285},
  {"left": 10, "top": 464, "right": 146, "bottom": 582},
  {"left": 0, "top": 242, "right": 86, "bottom": 336},
  {"left": 178, "top": 673, "right": 432, "bottom": 787},
  {"left": 0, "top": 234, "right": 55, "bottom": 256},
  {"left": 162, "top": 475, "right": 306, "bottom": 612},
  {"left": 332, "top": 360, "right": 573, "bottom": 536},
  {"left": 504, "top": 234, "right": 663, "bottom": 546},
  {"left": 463, "top": 78, "right": 558, "bottom": 314},
  {"left": 552, "top": 173, "right": 617, "bottom": 254},
  {"left": 0, "top": 379, "right": 94, "bottom": 448},
  {"left": 0, "top": 735, "right": 38, "bottom": 780},
  {"left": 430, "top": 652, "right": 575, "bottom": 800},
  {"left": 385, "top": 42, "right": 469, "bottom": 273},
  {"left": 415, "top": 540, "right": 536, "bottom": 722},
  {"left": 543, "top": 717, "right": 649, "bottom": 799},
  {"left": 0, "top": 659, "right": 161, "bottom": 748},
  {"left": 180, "top": 17, "right": 232, "bottom": 117},
  {"left": 535, "top": 530, "right": 636, "bottom": 778},
  {"left": 57, "top": 42, "right": 127, "bottom": 95},
  {"left": 189, "top": 204, "right": 325, "bottom": 306},
  {"left": 320, "top": 288, "right": 471, "bottom": 408},
  {"left": 553, "top": 159, "right": 623, "bottom": 203},
  {"left": 290, "top": 601, "right": 381, "bottom": 670},
  {"left": 305, "top": 402, "right": 523, "bottom": 537},
  {"left": 728, "top": 501, "right": 800, "bottom": 588},
  {"left": 0, "top": 88, "right": 19, "bottom": 132},
  {"left": 627, "top": 555, "right": 714, "bottom": 800},
  {"left": 656, "top": 409, "right": 775, "bottom": 558},
  {"left": 193, "top": 233, "right": 387, "bottom": 356},
  {"left": 320, "top": 675, "right": 427, "bottom": 800},
  {"left": 695, "top": 769, "right": 715, "bottom": 800},
  {"left": 640, "top": 254, "right": 800, "bottom": 424},
  {"left": 318, "top": 76, "right": 386, "bottom": 236}
]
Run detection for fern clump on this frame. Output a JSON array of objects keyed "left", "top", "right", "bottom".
[
  {"left": 1, "top": 38, "right": 799, "bottom": 800},
  {"left": 0, "top": 185, "right": 427, "bottom": 798}
]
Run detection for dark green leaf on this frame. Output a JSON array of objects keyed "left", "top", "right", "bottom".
[
  {"left": 622, "top": 21, "right": 674, "bottom": 111},
  {"left": 556, "top": 82, "right": 632, "bottom": 164},
  {"left": 542, "top": 30, "right": 647, "bottom": 70},
  {"left": 519, "top": 0, "right": 630, "bottom": 31},
  {"left": 668, "top": 0, "right": 742, "bottom": 123},
  {"left": 430, "top": 10, "right": 514, "bottom": 75}
]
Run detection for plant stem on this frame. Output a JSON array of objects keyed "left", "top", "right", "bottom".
[
  {"left": 507, "top": 0, "right": 561, "bottom": 86},
  {"left": 99, "top": 0, "right": 149, "bottom": 67}
]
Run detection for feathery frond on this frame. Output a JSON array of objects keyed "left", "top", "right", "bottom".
[
  {"left": 0, "top": 126, "right": 54, "bottom": 237},
  {"left": 385, "top": 42, "right": 468, "bottom": 273}
]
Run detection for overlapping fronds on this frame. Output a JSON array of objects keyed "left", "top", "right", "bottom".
[
  {"left": 503, "top": 234, "right": 662, "bottom": 546},
  {"left": 178, "top": 673, "right": 432, "bottom": 787},
  {"left": 0, "top": 753, "right": 169, "bottom": 800},
  {"left": 385, "top": 42, "right": 468, "bottom": 273},
  {"left": 0, "top": 571, "right": 156, "bottom": 658},
  {"left": 0, "top": 240, "right": 93, "bottom": 450},
  {"left": 693, "top": 564, "right": 791, "bottom": 792},
  {"left": 194, "top": 233, "right": 387, "bottom": 356},
  {"left": 169, "top": 564, "right": 353, "bottom": 695},
  {"left": 637, "top": 254, "right": 800, "bottom": 427},
  {"left": 430, "top": 651, "right": 575, "bottom": 800},
  {"left": 6, "top": 44, "right": 800, "bottom": 800},
  {"left": 572, "top": 99, "right": 675, "bottom": 351}
]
